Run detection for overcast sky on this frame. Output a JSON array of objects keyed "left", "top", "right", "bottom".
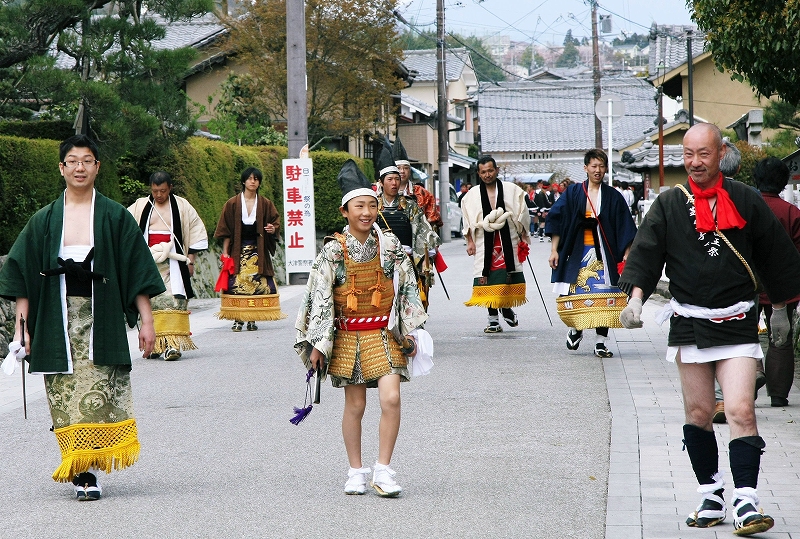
[{"left": 397, "top": 0, "right": 695, "bottom": 45}]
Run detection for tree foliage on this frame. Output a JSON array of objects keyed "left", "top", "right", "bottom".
[
  {"left": 398, "top": 28, "right": 437, "bottom": 50},
  {"left": 397, "top": 29, "right": 505, "bottom": 82},
  {"left": 0, "top": 0, "right": 213, "bottom": 161},
  {"left": 520, "top": 46, "right": 544, "bottom": 71},
  {"left": 562, "top": 29, "right": 580, "bottom": 47},
  {"left": 225, "top": 0, "right": 404, "bottom": 148},
  {"left": 205, "top": 74, "right": 288, "bottom": 146},
  {"left": 556, "top": 41, "right": 579, "bottom": 68},
  {"left": 453, "top": 34, "right": 505, "bottom": 82},
  {"left": 693, "top": 0, "right": 800, "bottom": 105},
  {"left": 764, "top": 100, "right": 800, "bottom": 132}
]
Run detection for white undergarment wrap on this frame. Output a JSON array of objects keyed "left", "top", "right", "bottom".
[
  {"left": 658, "top": 298, "right": 761, "bottom": 363},
  {"left": 241, "top": 193, "right": 257, "bottom": 225},
  {"left": 666, "top": 343, "right": 763, "bottom": 364}
]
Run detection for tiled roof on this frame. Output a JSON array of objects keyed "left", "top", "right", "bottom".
[
  {"left": 648, "top": 24, "right": 706, "bottom": 80},
  {"left": 150, "top": 14, "right": 226, "bottom": 51},
  {"left": 526, "top": 66, "right": 594, "bottom": 81},
  {"left": 620, "top": 141, "right": 685, "bottom": 171},
  {"left": 54, "top": 14, "right": 226, "bottom": 70},
  {"left": 402, "top": 48, "right": 471, "bottom": 82},
  {"left": 477, "top": 78, "right": 658, "bottom": 153},
  {"left": 399, "top": 93, "right": 436, "bottom": 116}
]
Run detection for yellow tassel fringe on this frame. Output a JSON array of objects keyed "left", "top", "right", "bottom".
[
  {"left": 464, "top": 283, "right": 528, "bottom": 309},
  {"left": 216, "top": 293, "right": 288, "bottom": 322},
  {"left": 555, "top": 292, "right": 627, "bottom": 330},
  {"left": 52, "top": 419, "right": 140, "bottom": 482}
]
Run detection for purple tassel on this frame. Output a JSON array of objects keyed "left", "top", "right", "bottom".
[
  {"left": 290, "top": 404, "right": 313, "bottom": 425},
  {"left": 289, "top": 369, "right": 317, "bottom": 426}
]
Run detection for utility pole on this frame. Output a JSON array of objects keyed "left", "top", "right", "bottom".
[
  {"left": 658, "top": 85, "right": 664, "bottom": 188},
  {"left": 686, "top": 29, "right": 694, "bottom": 127},
  {"left": 436, "top": 0, "right": 450, "bottom": 243},
  {"left": 286, "top": 0, "right": 308, "bottom": 158},
  {"left": 591, "top": 1, "right": 602, "bottom": 149}
]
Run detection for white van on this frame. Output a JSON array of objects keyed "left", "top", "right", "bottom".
[{"left": 434, "top": 181, "right": 463, "bottom": 238}]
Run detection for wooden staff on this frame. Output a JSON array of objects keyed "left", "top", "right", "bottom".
[{"left": 20, "top": 316, "right": 27, "bottom": 419}]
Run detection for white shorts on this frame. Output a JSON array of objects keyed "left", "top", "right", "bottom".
[{"left": 666, "top": 343, "right": 763, "bottom": 364}]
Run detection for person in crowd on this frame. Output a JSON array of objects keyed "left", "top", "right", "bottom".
[
  {"left": 546, "top": 149, "right": 637, "bottom": 358},
  {"left": 533, "top": 181, "right": 555, "bottom": 242},
  {"left": 214, "top": 167, "right": 286, "bottom": 330},
  {"left": 392, "top": 137, "right": 442, "bottom": 229},
  {"left": 457, "top": 182, "right": 471, "bottom": 206},
  {"left": 295, "top": 159, "right": 430, "bottom": 498},
  {"left": 752, "top": 157, "right": 800, "bottom": 408},
  {"left": 461, "top": 155, "right": 530, "bottom": 333},
  {"left": 128, "top": 171, "right": 208, "bottom": 360},
  {"left": 375, "top": 144, "right": 440, "bottom": 310}
]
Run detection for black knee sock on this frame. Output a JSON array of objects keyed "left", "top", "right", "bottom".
[
  {"left": 729, "top": 436, "right": 765, "bottom": 490},
  {"left": 683, "top": 424, "right": 719, "bottom": 485}
]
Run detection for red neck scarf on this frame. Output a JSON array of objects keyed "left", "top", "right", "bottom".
[{"left": 688, "top": 173, "right": 747, "bottom": 233}]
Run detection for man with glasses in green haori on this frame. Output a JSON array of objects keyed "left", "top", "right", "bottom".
[{"left": 0, "top": 134, "right": 164, "bottom": 501}]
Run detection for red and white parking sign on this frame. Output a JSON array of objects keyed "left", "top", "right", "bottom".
[{"left": 282, "top": 158, "right": 316, "bottom": 276}]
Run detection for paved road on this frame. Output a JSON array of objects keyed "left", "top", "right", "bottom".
[{"left": 2, "top": 237, "right": 799, "bottom": 538}]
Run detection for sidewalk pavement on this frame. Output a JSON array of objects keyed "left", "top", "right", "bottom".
[
  {"left": 605, "top": 297, "right": 800, "bottom": 538},
  {"left": 2, "top": 255, "right": 800, "bottom": 538}
]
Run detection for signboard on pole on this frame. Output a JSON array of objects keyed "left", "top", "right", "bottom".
[
  {"left": 594, "top": 95, "right": 626, "bottom": 184},
  {"left": 282, "top": 158, "right": 316, "bottom": 279}
]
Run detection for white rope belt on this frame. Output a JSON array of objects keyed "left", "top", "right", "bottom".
[
  {"left": 479, "top": 207, "right": 525, "bottom": 236},
  {"left": 655, "top": 298, "right": 754, "bottom": 326},
  {"left": 480, "top": 208, "right": 513, "bottom": 231}
]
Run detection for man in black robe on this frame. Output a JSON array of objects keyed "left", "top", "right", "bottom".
[{"left": 618, "top": 123, "right": 800, "bottom": 536}]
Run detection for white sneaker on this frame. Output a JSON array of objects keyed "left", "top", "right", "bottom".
[
  {"left": 371, "top": 463, "right": 402, "bottom": 497},
  {"left": 344, "top": 466, "right": 371, "bottom": 495}
]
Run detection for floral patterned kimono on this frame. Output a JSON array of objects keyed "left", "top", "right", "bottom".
[{"left": 295, "top": 227, "right": 428, "bottom": 388}]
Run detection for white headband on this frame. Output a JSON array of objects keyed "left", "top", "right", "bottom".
[
  {"left": 394, "top": 159, "right": 410, "bottom": 166},
  {"left": 379, "top": 165, "right": 400, "bottom": 178},
  {"left": 341, "top": 188, "right": 378, "bottom": 207}
]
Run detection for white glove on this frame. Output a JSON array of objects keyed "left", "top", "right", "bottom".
[
  {"left": 770, "top": 305, "right": 790, "bottom": 347},
  {"left": 2, "top": 341, "right": 27, "bottom": 376},
  {"left": 620, "top": 297, "right": 644, "bottom": 329}
]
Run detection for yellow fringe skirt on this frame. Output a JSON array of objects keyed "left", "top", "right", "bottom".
[
  {"left": 45, "top": 296, "right": 140, "bottom": 482},
  {"left": 464, "top": 269, "right": 527, "bottom": 309}
]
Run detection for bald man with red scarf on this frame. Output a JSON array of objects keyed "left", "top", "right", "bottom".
[{"left": 618, "top": 123, "right": 800, "bottom": 536}]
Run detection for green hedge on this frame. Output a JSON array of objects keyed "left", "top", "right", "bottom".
[
  {"left": 0, "top": 135, "right": 374, "bottom": 254},
  {"left": 0, "top": 120, "right": 74, "bottom": 141},
  {"left": 0, "top": 135, "right": 121, "bottom": 253},
  {"left": 306, "top": 151, "right": 375, "bottom": 234}
]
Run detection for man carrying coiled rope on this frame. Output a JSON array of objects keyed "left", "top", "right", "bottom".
[
  {"left": 128, "top": 171, "right": 208, "bottom": 361},
  {"left": 462, "top": 155, "right": 530, "bottom": 333}
]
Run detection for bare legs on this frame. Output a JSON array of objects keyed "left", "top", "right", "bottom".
[
  {"left": 342, "top": 374, "right": 401, "bottom": 467},
  {"left": 343, "top": 384, "right": 366, "bottom": 468},
  {"left": 677, "top": 355, "right": 758, "bottom": 438},
  {"left": 377, "top": 374, "right": 401, "bottom": 464}
]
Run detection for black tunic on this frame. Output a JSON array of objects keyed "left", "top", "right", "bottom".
[{"left": 618, "top": 179, "right": 800, "bottom": 349}]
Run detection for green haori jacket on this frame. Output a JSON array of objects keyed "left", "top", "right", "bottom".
[{"left": 0, "top": 190, "right": 165, "bottom": 372}]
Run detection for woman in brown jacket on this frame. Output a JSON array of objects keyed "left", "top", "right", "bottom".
[{"left": 214, "top": 167, "right": 287, "bottom": 330}]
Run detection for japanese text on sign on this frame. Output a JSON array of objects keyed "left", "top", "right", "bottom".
[{"left": 282, "top": 159, "right": 316, "bottom": 276}]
